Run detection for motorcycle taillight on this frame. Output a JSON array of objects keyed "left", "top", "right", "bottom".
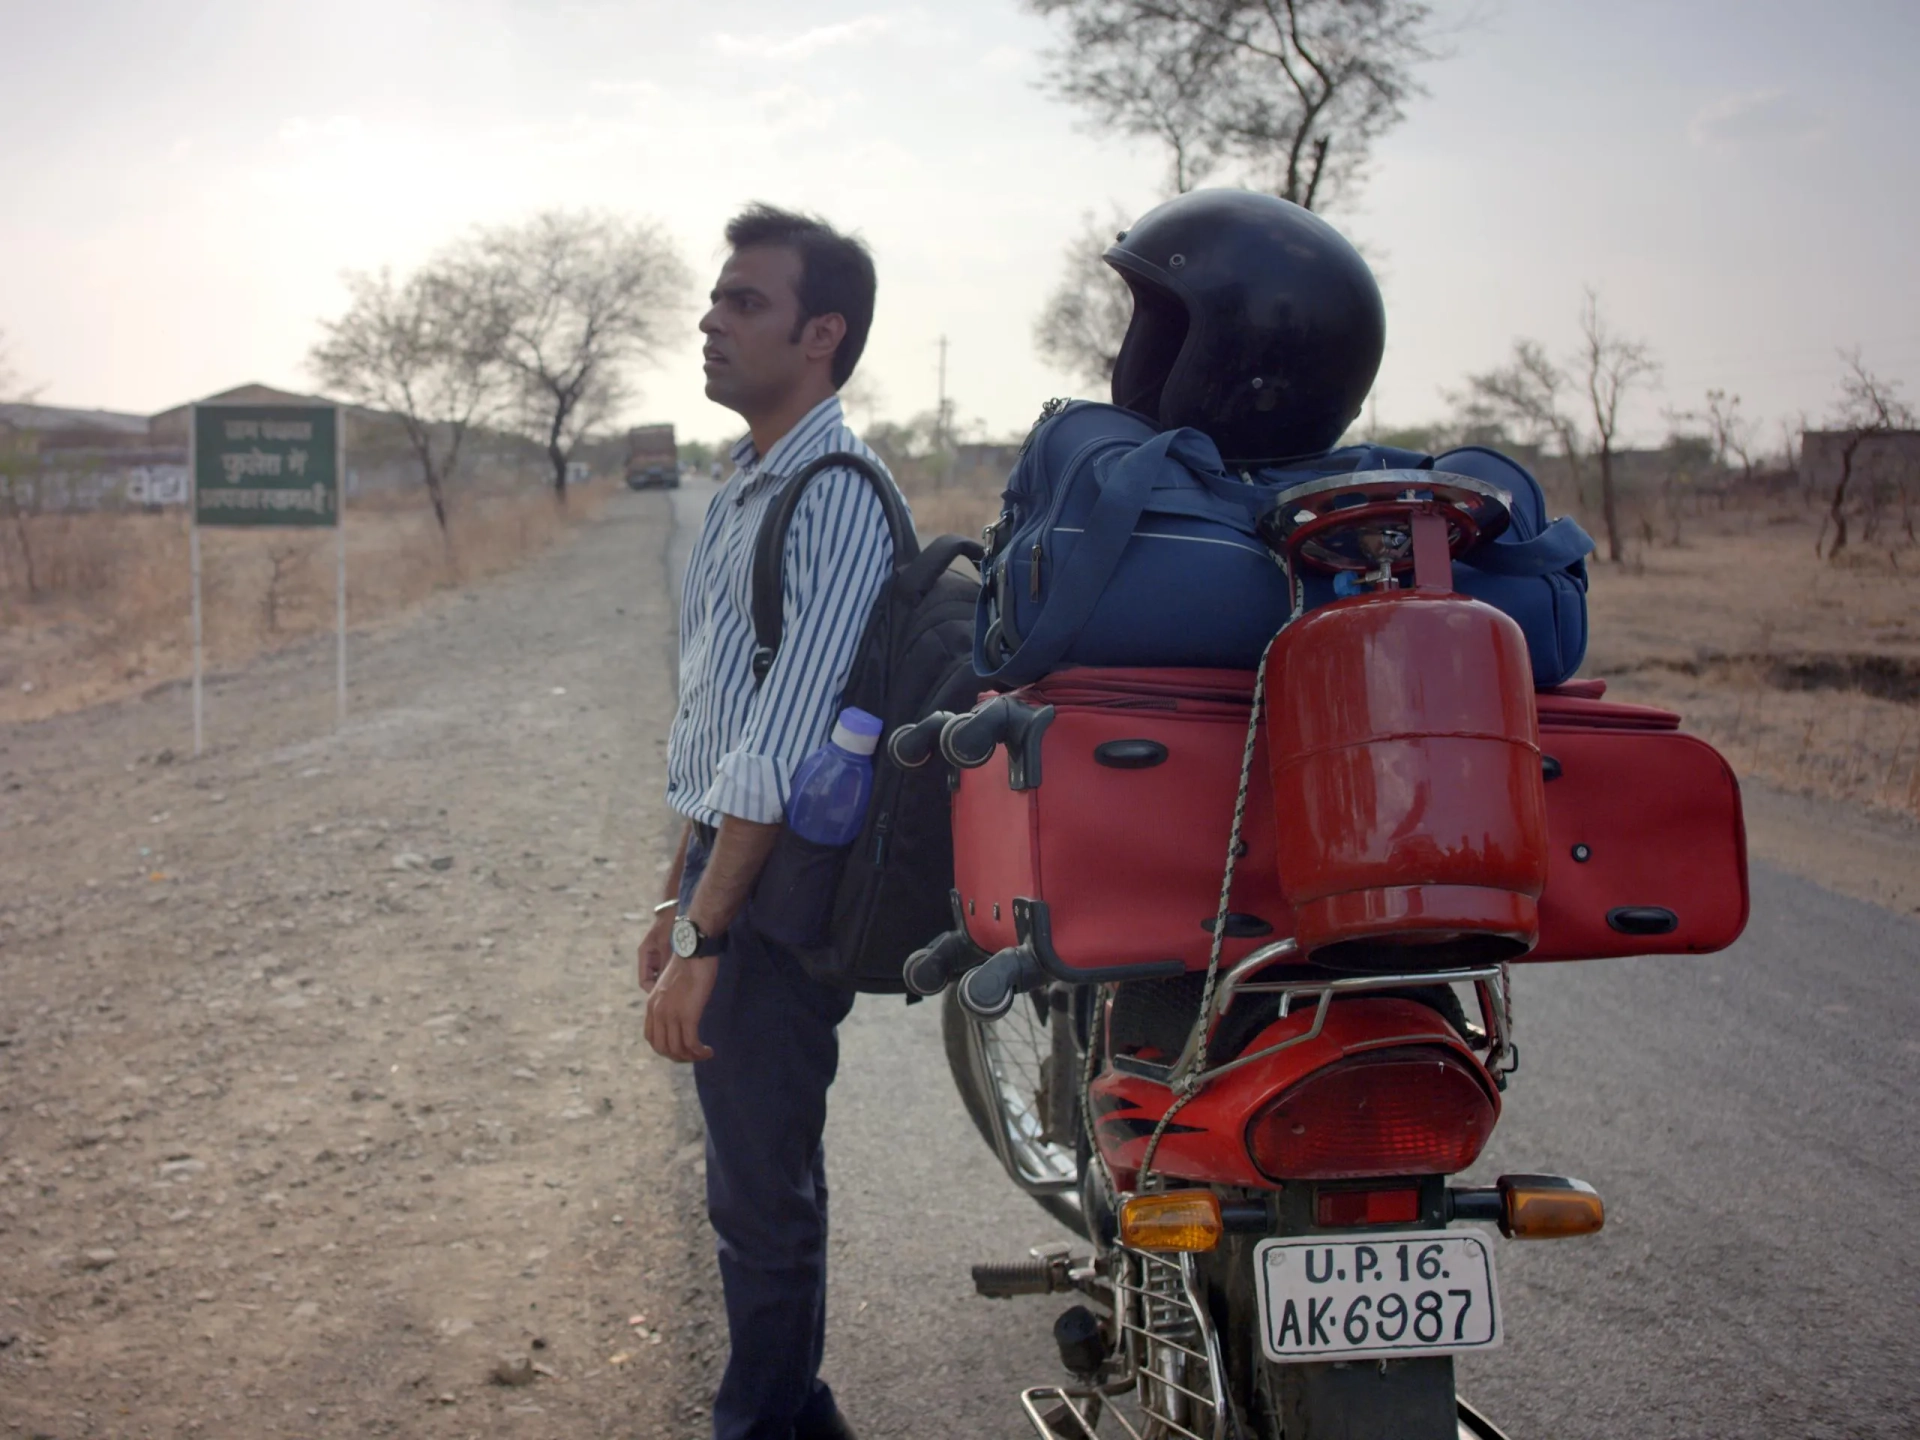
[{"left": 1245, "top": 1046, "right": 1497, "bottom": 1181}]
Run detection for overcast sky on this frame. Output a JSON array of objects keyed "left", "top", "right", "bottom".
[{"left": 2, "top": 0, "right": 1915, "bottom": 450}]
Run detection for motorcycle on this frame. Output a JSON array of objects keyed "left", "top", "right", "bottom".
[{"left": 890, "top": 474, "right": 1657, "bottom": 1440}]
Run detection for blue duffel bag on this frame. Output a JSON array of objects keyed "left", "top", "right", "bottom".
[
  {"left": 974, "top": 402, "right": 1595, "bottom": 689},
  {"left": 975, "top": 402, "right": 1289, "bottom": 686}
]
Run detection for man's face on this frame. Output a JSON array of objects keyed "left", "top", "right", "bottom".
[{"left": 699, "top": 245, "right": 809, "bottom": 417}]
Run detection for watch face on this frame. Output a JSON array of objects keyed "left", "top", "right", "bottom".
[{"left": 671, "top": 916, "right": 698, "bottom": 959}]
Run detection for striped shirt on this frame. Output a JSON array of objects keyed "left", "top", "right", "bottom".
[{"left": 666, "top": 394, "right": 907, "bottom": 828}]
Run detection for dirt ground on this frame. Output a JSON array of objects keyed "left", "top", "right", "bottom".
[{"left": 0, "top": 493, "right": 719, "bottom": 1439}]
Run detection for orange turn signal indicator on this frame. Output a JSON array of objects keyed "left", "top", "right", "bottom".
[
  {"left": 1499, "top": 1174, "right": 1605, "bottom": 1239},
  {"left": 1118, "top": 1190, "right": 1224, "bottom": 1253}
]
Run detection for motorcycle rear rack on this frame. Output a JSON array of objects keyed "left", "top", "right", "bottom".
[{"left": 1156, "top": 945, "right": 1517, "bottom": 1093}]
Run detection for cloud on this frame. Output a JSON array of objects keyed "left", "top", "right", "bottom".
[
  {"left": 749, "top": 84, "right": 846, "bottom": 135},
  {"left": 709, "top": 14, "right": 893, "bottom": 62},
  {"left": 587, "top": 78, "right": 664, "bottom": 101},
  {"left": 1688, "top": 89, "right": 1825, "bottom": 150},
  {"left": 980, "top": 43, "right": 1032, "bottom": 75},
  {"left": 277, "top": 114, "right": 365, "bottom": 146}
]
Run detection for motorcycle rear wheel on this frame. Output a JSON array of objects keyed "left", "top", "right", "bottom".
[{"left": 940, "top": 987, "right": 1087, "bottom": 1237}]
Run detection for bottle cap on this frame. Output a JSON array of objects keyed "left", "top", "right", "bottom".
[{"left": 831, "top": 706, "right": 883, "bottom": 756}]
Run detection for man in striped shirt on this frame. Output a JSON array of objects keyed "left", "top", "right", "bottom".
[{"left": 639, "top": 204, "right": 904, "bottom": 1440}]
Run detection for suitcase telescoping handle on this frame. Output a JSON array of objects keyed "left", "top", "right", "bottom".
[
  {"left": 887, "top": 698, "right": 1057, "bottom": 790},
  {"left": 887, "top": 711, "right": 959, "bottom": 769},
  {"left": 901, "top": 928, "right": 980, "bottom": 997},
  {"left": 956, "top": 946, "right": 1049, "bottom": 1020},
  {"left": 900, "top": 931, "right": 1047, "bottom": 1019}
]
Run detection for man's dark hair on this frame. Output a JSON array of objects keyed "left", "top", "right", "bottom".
[{"left": 725, "top": 203, "right": 876, "bottom": 388}]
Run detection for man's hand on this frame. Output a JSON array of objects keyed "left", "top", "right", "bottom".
[
  {"left": 637, "top": 914, "right": 675, "bottom": 993},
  {"left": 644, "top": 954, "right": 718, "bottom": 1063}
]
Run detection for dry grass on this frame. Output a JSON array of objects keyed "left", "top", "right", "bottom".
[
  {"left": 895, "top": 461, "right": 1003, "bottom": 545},
  {"left": 11, "top": 455, "right": 1916, "bottom": 823},
  {"left": 0, "top": 481, "right": 609, "bottom": 724},
  {"left": 1585, "top": 505, "right": 1920, "bottom": 820}
]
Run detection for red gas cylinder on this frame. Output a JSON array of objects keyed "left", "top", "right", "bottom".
[{"left": 1261, "top": 486, "right": 1549, "bottom": 970}]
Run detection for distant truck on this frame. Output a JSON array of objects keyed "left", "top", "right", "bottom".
[{"left": 624, "top": 424, "right": 679, "bottom": 490}]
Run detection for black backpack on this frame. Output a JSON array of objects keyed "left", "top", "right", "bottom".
[{"left": 747, "top": 451, "right": 983, "bottom": 993}]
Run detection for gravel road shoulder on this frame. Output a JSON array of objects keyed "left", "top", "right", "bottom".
[{"left": 0, "top": 492, "right": 710, "bottom": 1439}]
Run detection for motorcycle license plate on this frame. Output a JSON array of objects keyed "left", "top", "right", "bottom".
[{"left": 1254, "top": 1231, "right": 1501, "bottom": 1363}]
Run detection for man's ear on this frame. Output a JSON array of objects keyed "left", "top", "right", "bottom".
[{"left": 801, "top": 312, "right": 847, "bottom": 367}]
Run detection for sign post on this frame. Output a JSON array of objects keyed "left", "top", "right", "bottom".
[{"left": 189, "top": 403, "right": 345, "bottom": 756}]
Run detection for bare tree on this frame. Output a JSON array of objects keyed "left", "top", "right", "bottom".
[
  {"left": 1034, "top": 210, "right": 1137, "bottom": 390},
  {"left": 0, "top": 329, "right": 47, "bottom": 595},
  {"left": 1819, "top": 349, "right": 1916, "bottom": 561},
  {"left": 1029, "top": 7, "right": 1232, "bottom": 194},
  {"left": 1027, "top": 0, "right": 1436, "bottom": 392},
  {"left": 1578, "top": 289, "right": 1659, "bottom": 563},
  {"left": 0, "top": 329, "right": 30, "bottom": 403},
  {"left": 471, "top": 212, "right": 690, "bottom": 504},
  {"left": 1701, "top": 388, "right": 1756, "bottom": 484},
  {"left": 1028, "top": 0, "right": 1437, "bottom": 210},
  {"left": 310, "top": 263, "right": 507, "bottom": 537},
  {"left": 1453, "top": 338, "right": 1586, "bottom": 494}
]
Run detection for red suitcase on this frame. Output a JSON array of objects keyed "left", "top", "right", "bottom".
[
  {"left": 1526, "top": 689, "right": 1750, "bottom": 960},
  {"left": 949, "top": 673, "right": 1750, "bottom": 977},
  {"left": 951, "top": 669, "right": 1296, "bottom": 980}
]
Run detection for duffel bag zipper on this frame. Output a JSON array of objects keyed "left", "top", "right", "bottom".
[
  {"left": 1019, "top": 435, "right": 1135, "bottom": 604},
  {"left": 1049, "top": 524, "right": 1271, "bottom": 558}
]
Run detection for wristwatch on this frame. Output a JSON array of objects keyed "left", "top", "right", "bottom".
[{"left": 670, "top": 914, "right": 726, "bottom": 960}]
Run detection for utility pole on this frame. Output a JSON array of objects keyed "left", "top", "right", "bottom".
[{"left": 935, "top": 334, "right": 949, "bottom": 483}]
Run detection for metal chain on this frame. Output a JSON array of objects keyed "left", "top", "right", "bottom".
[{"left": 1137, "top": 639, "right": 1275, "bottom": 1188}]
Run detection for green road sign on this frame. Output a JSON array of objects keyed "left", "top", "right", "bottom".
[{"left": 193, "top": 404, "right": 340, "bottom": 527}]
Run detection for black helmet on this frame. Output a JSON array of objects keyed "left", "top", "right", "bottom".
[{"left": 1106, "top": 189, "right": 1385, "bottom": 463}]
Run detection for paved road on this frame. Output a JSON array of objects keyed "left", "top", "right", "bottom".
[{"left": 656, "top": 481, "right": 1920, "bottom": 1439}]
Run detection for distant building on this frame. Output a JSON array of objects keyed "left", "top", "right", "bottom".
[
  {"left": 0, "top": 402, "right": 151, "bottom": 450},
  {"left": 1800, "top": 428, "right": 1920, "bottom": 495},
  {"left": 1, "top": 401, "right": 184, "bottom": 511},
  {"left": 8, "top": 381, "right": 589, "bottom": 511},
  {"left": 147, "top": 382, "right": 339, "bottom": 446}
]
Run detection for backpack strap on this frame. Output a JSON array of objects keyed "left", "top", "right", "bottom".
[
  {"left": 749, "top": 450, "right": 918, "bottom": 684},
  {"left": 896, "top": 532, "right": 984, "bottom": 599}
]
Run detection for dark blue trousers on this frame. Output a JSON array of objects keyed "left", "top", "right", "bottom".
[{"left": 681, "top": 832, "right": 856, "bottom": 1440}]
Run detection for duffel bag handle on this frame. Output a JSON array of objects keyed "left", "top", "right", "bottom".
[
  {"left": 1460, "top": 515, "right": 1595, "bottom": 577},
  {"left": 973, "top": 428, "right": 1255, "bottom": 686}
]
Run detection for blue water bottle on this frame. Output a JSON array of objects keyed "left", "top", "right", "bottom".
[
  {"left": 754, "top": 707, "right": 883, "bottom": 946},
  {"left": 787, "top": 707, "right": 882, "bottom": 844}
]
